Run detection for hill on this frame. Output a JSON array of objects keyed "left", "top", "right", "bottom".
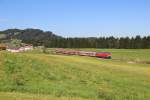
[
  {"left": 0, "top": 49, "right": 150, "bottom": 99},
  {"left": 0, "top": 29, "right": 61, "bottom": 46},
  {"left": 0, "top": 28, "right": 150, "bottom": 48}
]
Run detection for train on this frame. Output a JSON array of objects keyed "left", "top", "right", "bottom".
[{"left": 55, "top": 49, "right": 112, "bottom": 59}]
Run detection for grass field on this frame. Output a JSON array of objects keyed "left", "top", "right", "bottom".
[{"left": 0, "top": 49, "right": 150, "bottom": 100}]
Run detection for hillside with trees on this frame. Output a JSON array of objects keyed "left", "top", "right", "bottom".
[{"left": 0, "top": 28, "right": 150, "bottom": 48}]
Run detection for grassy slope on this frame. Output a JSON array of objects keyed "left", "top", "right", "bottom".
[{"left": 0, "top": 49, "right": 150, "bottom": 100}]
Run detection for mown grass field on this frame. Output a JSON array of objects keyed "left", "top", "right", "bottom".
[{"left": 0, "top": 49, "right": 150, "bottom": 100}]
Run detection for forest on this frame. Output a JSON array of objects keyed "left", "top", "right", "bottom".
[{"left": 0, "top": 28, "right": 150, "bottom": 48}]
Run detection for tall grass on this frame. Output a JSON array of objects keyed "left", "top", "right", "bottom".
[{"left": 0, "top": 49, "right": 150, "bottom": 99}]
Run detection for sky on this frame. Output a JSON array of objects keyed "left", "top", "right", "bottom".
[{"left": 0, "top": 0, "right": 150, "bottom": 37}]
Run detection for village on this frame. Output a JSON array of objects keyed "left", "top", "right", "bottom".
[
  {"left": 0, "top": 44, "right": 33, "bottom": 53},
  {"left": 0, "top": 39, "right": 33, "bottom": 52}
]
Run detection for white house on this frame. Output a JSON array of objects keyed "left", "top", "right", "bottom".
[{"left": 7, "top": 44, "right": 33, "bottom": 53}]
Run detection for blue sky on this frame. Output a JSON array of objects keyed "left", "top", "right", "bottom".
[{"left": 0, "top": 0, "right": 150, "bottom": 37}]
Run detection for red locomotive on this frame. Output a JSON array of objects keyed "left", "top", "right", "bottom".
[{"left": 96, "top": 52, "right": 112, "bottom": 59}]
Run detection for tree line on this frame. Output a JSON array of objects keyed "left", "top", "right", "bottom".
[
  {"left": 0, "top": 29, "right": 150, "bottom": 49},
  {"left": 48, "top": 36, "right": 150, "bottom": 48}
]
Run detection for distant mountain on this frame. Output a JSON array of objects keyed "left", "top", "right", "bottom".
[{"left": 0, "top": 28, "right": 62, "bottom": 46}]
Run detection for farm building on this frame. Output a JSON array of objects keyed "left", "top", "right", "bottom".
[
  {"left": 0, "top": 44, "right": 7, "bottom": 50},
  {"left": 6, "top": 44, "right": 33, "bottom": 53}
]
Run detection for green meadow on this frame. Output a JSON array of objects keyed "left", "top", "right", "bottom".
[{"left": 0, "top": 49, "right": 150, "bottom": 100}]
